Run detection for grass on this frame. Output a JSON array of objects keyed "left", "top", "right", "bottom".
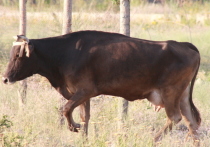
[
  {"left": 1, "top": 2, "right": 210, "bottom": 147},
  {"left": 1, "top": 79, "right": 210, "bottom": 146}
]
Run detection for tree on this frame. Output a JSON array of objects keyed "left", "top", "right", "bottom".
[
  {"left": 18, "top": 0, "right": 27, "bottom": 110},
  {"left": 118, "top": 0, "right": 130, "bottom": 129}
]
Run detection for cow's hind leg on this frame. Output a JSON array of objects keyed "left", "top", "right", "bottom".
[
  {"left": 180, "top": 85, "right": 200, "bottom": 142},
  {"left": 155, "top": 87, "right": 183, "bottom": 142},
  {"left": 63, "top": 90, "right": 93, "bottom": 133}
]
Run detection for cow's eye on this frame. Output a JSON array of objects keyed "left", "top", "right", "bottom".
[{"left": 16, "top": 53, "right": 19, "bottom": 58}]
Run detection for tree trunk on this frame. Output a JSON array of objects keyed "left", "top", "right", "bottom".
[
  {"left": 118, "top": 0, "right": 130, "bottom": 129},
  {"left": 18, "top": 0, "right": 27, "bottom": 111},
  {"left": 59, "top": 0, "right": 72, "bottom": 125},
  {"left": 62, "top": 0, "right": 72, "bottom": 35}
]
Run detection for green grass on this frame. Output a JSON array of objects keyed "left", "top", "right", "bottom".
[{"left": 1, "top": 2, "right": 210, "bottom": 147}]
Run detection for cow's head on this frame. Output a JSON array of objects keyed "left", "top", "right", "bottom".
[{"left": 2, "top": 35, "right": 34, "bottom": 84}]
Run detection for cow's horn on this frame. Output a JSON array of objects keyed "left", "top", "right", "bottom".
[{"left": 18, "top": 35, "right": 29, "bottom": 43}]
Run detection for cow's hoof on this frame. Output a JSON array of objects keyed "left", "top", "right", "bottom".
[
  {"left": 69, "top": 124, "right": 81, "bottom": 132},
  {"left": 185, "top": 133, "right": 200, "bottom": 146},
  {"left": 154, "top": 133, "right": 162, "bottom": 142},
  {"left": 69, "top": 126, "right": 79, "bottom": 132}
]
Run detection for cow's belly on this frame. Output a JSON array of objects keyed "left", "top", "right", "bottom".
[{"left": 100, "top": 85, "right": 153, "bottom": 101}]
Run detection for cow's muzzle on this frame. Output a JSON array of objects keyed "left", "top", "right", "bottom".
[{"left": 2, "top": 77, "right": 15, "bottom": 84}]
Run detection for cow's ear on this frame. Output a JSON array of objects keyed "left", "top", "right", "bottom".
[{"left": 25, "top": 44, "right": 34, "bottom": 57}]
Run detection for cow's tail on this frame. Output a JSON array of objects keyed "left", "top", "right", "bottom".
[
  {"left": 184, "top": 42, "right": 201, "bottom": 126},
  {"left": 189, "top": 61, "right": 201, "bottom": 126}
]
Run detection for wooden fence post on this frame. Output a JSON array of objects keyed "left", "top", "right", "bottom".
[
  {"left": 18, "top": 0, "right": 27, "bottom": 111},
  {"left": 118, "top": 0, "right": 130, "bottom": 129},
  {"left": 59, "top": 0, "right": 72, "bottom": 125}
]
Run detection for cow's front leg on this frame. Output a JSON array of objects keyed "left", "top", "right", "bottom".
[
  {"left": 79, "top": 99, "right": 90, "bottom": 135},
  {"left": 63, "top": 90, "right": 92, "bottom": 133}
]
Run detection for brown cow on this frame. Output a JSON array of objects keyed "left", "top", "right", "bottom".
[{"left": 2, "top": 30, "right": 200, "bottom": 141}]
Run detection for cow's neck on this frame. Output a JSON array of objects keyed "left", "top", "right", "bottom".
[
  {"left": 31, "top": 39, "right": 63, "bottom": 66},
  {"left": 31, "top": 39, "right": 66, "bottom": 88}
]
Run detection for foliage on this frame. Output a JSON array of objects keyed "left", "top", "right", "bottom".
[
  {"left": 3, "top": 133, "right": 25, "bottom": 147},
  {"left": 0, "top": 115, "right": 35, "bottom": 146},
  {"left": 0, "top": 115, "right": 13, "bottom": 132},
  {"left": 111, "top": 0, "right": 120, "bottom": 5},
  {"left": 0, "top": 0, "right": 210, "bottom": 12}
]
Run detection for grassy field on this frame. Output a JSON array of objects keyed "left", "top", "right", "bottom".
[{"left": 1, "top": 2, "right": 210, "bottom": 147}]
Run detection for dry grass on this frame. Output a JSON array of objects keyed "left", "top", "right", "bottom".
[
  {"left": 1, "top": 77, "right": 210, "bottom": 146},
  {"left": 1, "top": 3, "right": 210, "bottom": 147}
]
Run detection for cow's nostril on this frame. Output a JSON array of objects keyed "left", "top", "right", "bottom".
[
  {"left": 2, "top": 77, "right": 8, "bottom": 84},
  {"left": 4, "top": 79, "right": 8, "bottom": 84}
]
